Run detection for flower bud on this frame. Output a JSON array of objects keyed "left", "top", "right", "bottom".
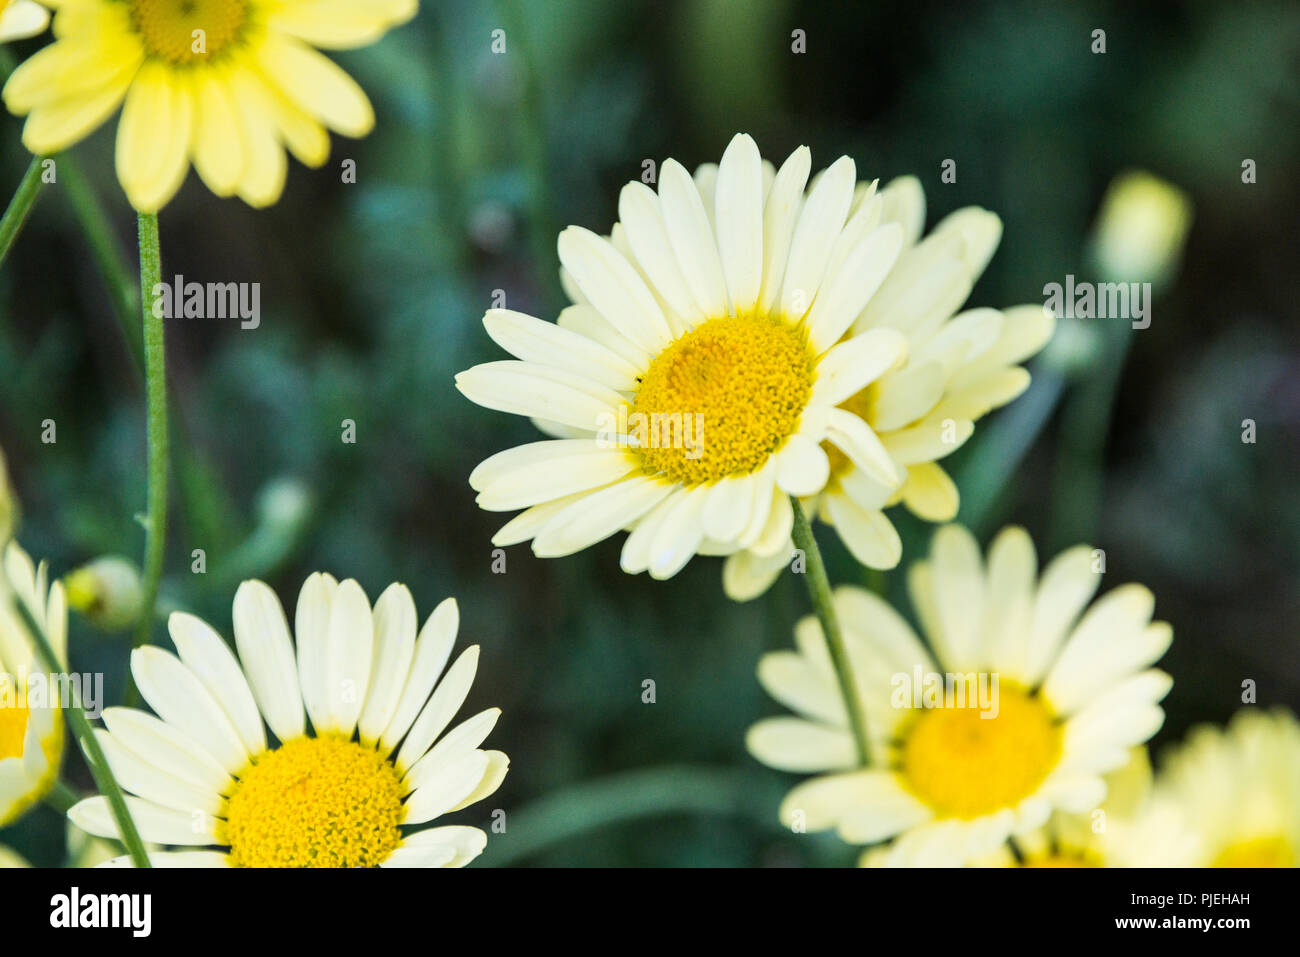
[{"left": 63, "top": 556, "right": 143, "bottom": 632}]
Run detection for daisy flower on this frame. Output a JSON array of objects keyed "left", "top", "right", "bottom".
[
  {"left": 1155, "top": 708, "right": 1300, "bottom": 867},
  {"left": 458, "top": 133, "right": 912, "bottom": 580},
  {"left": 2, "top": 0, "right": 417, "bottom": 211},
  {"left": 0, "top": 0, "right": 48, "bottom": 43},
  {"left": 747, "top": 524, "right": 1172, "bottom": 866},
  {"left": 724, "top": 178, "right": 1056, "bottom": 600},
  {"left": 69, "top": 573, "right": 509, "bottom": 868},
  {"left": 0, "top": 540, "right": 67, "bottom": 828}
]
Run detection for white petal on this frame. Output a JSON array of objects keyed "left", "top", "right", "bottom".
[
  {"left": 130, "top": 648, "right": 248, "bottom": 773},
  {"left": 358, "top": 583, "right": 418, "bottom": 747},
  {"left": 658, "top": 158, "right": 729, "bottom": 318},
  {"left": 168, "top": 612, "right": 266, "bottom": 757},
  {"left": 69, "top": 796, "right": 218, "bottom": 846},
  {"left": 779, "top": 155, "right": 855, "bottom": 320},
  {"left": 775, "top": 434, "right": 830, "bottom": 497},
  {"left": 380, "top": 598, "right": 459, "bottom": 755},
  {"left": 757, "top": 145, "right": 811, "bottom": 315},
  {"left": 482, "top": 308, "right": 642, "bottom": 390},
  {"left": 713, "top": 133, "right": 764, "bottom": 314},
  {"left": 232, "top": 580, "right": 305, "bottom": 743},
  {"left": 810, "top": 327, "right": 908, "bottom": 408},
  {"left": 402, "top": 750, "right": 490, "bottom": 825},
  {"left": 395, "top": 646, "right": 480, "bottom": 773},
  {"left": 805, "top": 223, "right": 904, "bottom": 353}
]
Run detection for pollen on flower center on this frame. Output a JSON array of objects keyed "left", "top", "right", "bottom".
[
  {"left": 221, "top": 735, "right": 405, "bottom": 868},
  {"left": 899, "top": 684, "right": 1062, "bottom": 819},
  {"left": 631, "top": 315, "right": 814, "bottom": 486},
  {"left": 130, "top": 0, "right": 249, "bottom": 65}
]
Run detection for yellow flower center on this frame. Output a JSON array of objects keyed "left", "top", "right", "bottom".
[
  {"left": 899, "top": 684, "right": 1062, "bottom": 819},
  {"left": 1211, "top": 835, "right": 1294, "bottom": 868},
  {"left": 222, "top": 736, "right": 405, "bottom": 868},
  {"left": 631, "top": 315, "right": 814, "bottom": 486},
  {"left": 0, "top": 697, "right": 28, "bottom": 761},
  {"left": 822, "top": 382, "right": 880, "bottom": 476},
  {"left": 130, "top": 0, "right": 249, "bottom": 65}
]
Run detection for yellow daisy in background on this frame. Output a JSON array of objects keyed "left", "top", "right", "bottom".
[
  {"left": 1156, "top": 708, "right": 1300, "bottom": 867},
  {"left": 747, "top": 524, "right": 1172, "bottom": 866},
  {"left": 2, "top": 0, "right": 417, "bottom": 211},
  {"left": 459, "top": 133, "right": 913, "bottom": 580},
  {"left": 0, "top": 540, "right": 67, "bottom": 828},
  {"left": 69, "top": 573, "right": 509, "bottom": 867},
  {"left": 0, "top": 0, "right": 48, "bottom": 42},
  {"left": 724, "top": 178, "right": 1056, "bottom": 600},
  {"left": 954, "top": 749, "right": 1201, "bottom": 868}
]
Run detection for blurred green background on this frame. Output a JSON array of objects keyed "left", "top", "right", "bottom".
[{"left": 1, "top": 0, "right": 1298, "bottom": 866}]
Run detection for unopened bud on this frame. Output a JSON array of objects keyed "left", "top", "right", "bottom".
[
  {"left": 64, "top": 556, "right": 143, "bottom": 632},
  {"left": 1089, "top": 170, "right": 1193, "bottom": 291}
]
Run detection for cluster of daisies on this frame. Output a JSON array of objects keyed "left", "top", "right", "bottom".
[
  {"left": 455, "top": 132, "right": 1296, "bottom": 868},
  {"left": 0, "top": 1, "right": 1291, "bottom": 868}
]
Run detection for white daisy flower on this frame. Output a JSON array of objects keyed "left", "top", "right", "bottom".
[
  {"left": 457, "top": 133, "right": 913, "bottom": 580},
  {"left": 0, "top": 540, "right": 67, "bottom": 828},
  {"left": 69, "top": 574, "right": 509, "bottom": 868},
  {"left": 1156, "top": 708, "right": 1300, "bottom": 867},
  {"left": 723, "top": 178, "right": 1056, "bottom": 600},
  {"left": 0, "top": 0, "right": 48, "bottom": 43},
  {"left": 747, "top": 524, "right": 1172, "bottom": 866}
]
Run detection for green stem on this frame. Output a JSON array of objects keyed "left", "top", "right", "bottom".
[
  {"left": 12, "top": 596, "right": 151, "bottom": 867},
  {"left": 0, "top": 157, "right": 45, "bottom": 269},
  {"left": 789, "top": 496, "right": 870, "bottom": 767},
  {"left": 130, "top": 213, "right": 168, "bottom": 685},
  {"left": 1050, "top": 323, "right": 1131, "bottom": 551}
]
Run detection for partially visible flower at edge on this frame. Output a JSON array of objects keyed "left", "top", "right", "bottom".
[{"left": 2, "top": 0, "right": 417, "bottom": 211}]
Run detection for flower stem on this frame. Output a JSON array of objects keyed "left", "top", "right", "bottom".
[
  {"left": 788, "top": 496, "right": 870, "bottom": 767},
  {"left": 130, "top": 213, "right": 168, "bottom": 690},
  {"left": 12, "top": 595, "right": 151, "bottom": 867},
  {"left": 0, "top": 157, "right": 46, "bottom": 269}
]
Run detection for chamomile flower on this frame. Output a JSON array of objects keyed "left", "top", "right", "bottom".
[
  {"left": 69, "top": 573, "right": 509, "bottom": 868},
  {"left": 458, "top": 133, "right": 912, "bottom": 580},
  {"left": 747, "top": 524, "right": 1172, "bottom": 866},
  {"left": 1156, "top": 708, "right": 1300, "bottom": 867},
  {"left": 0, "top": 0, "right": 48, "bottom": 43},
  {"left": 0, "top": 541, "right": 67, "bottom": 828},
  {"left": 723, "top": 179, "right": 1055, "bottom": 600},
  {"left": 2, "top": 0, "right": 417, "bottom": 211}
]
